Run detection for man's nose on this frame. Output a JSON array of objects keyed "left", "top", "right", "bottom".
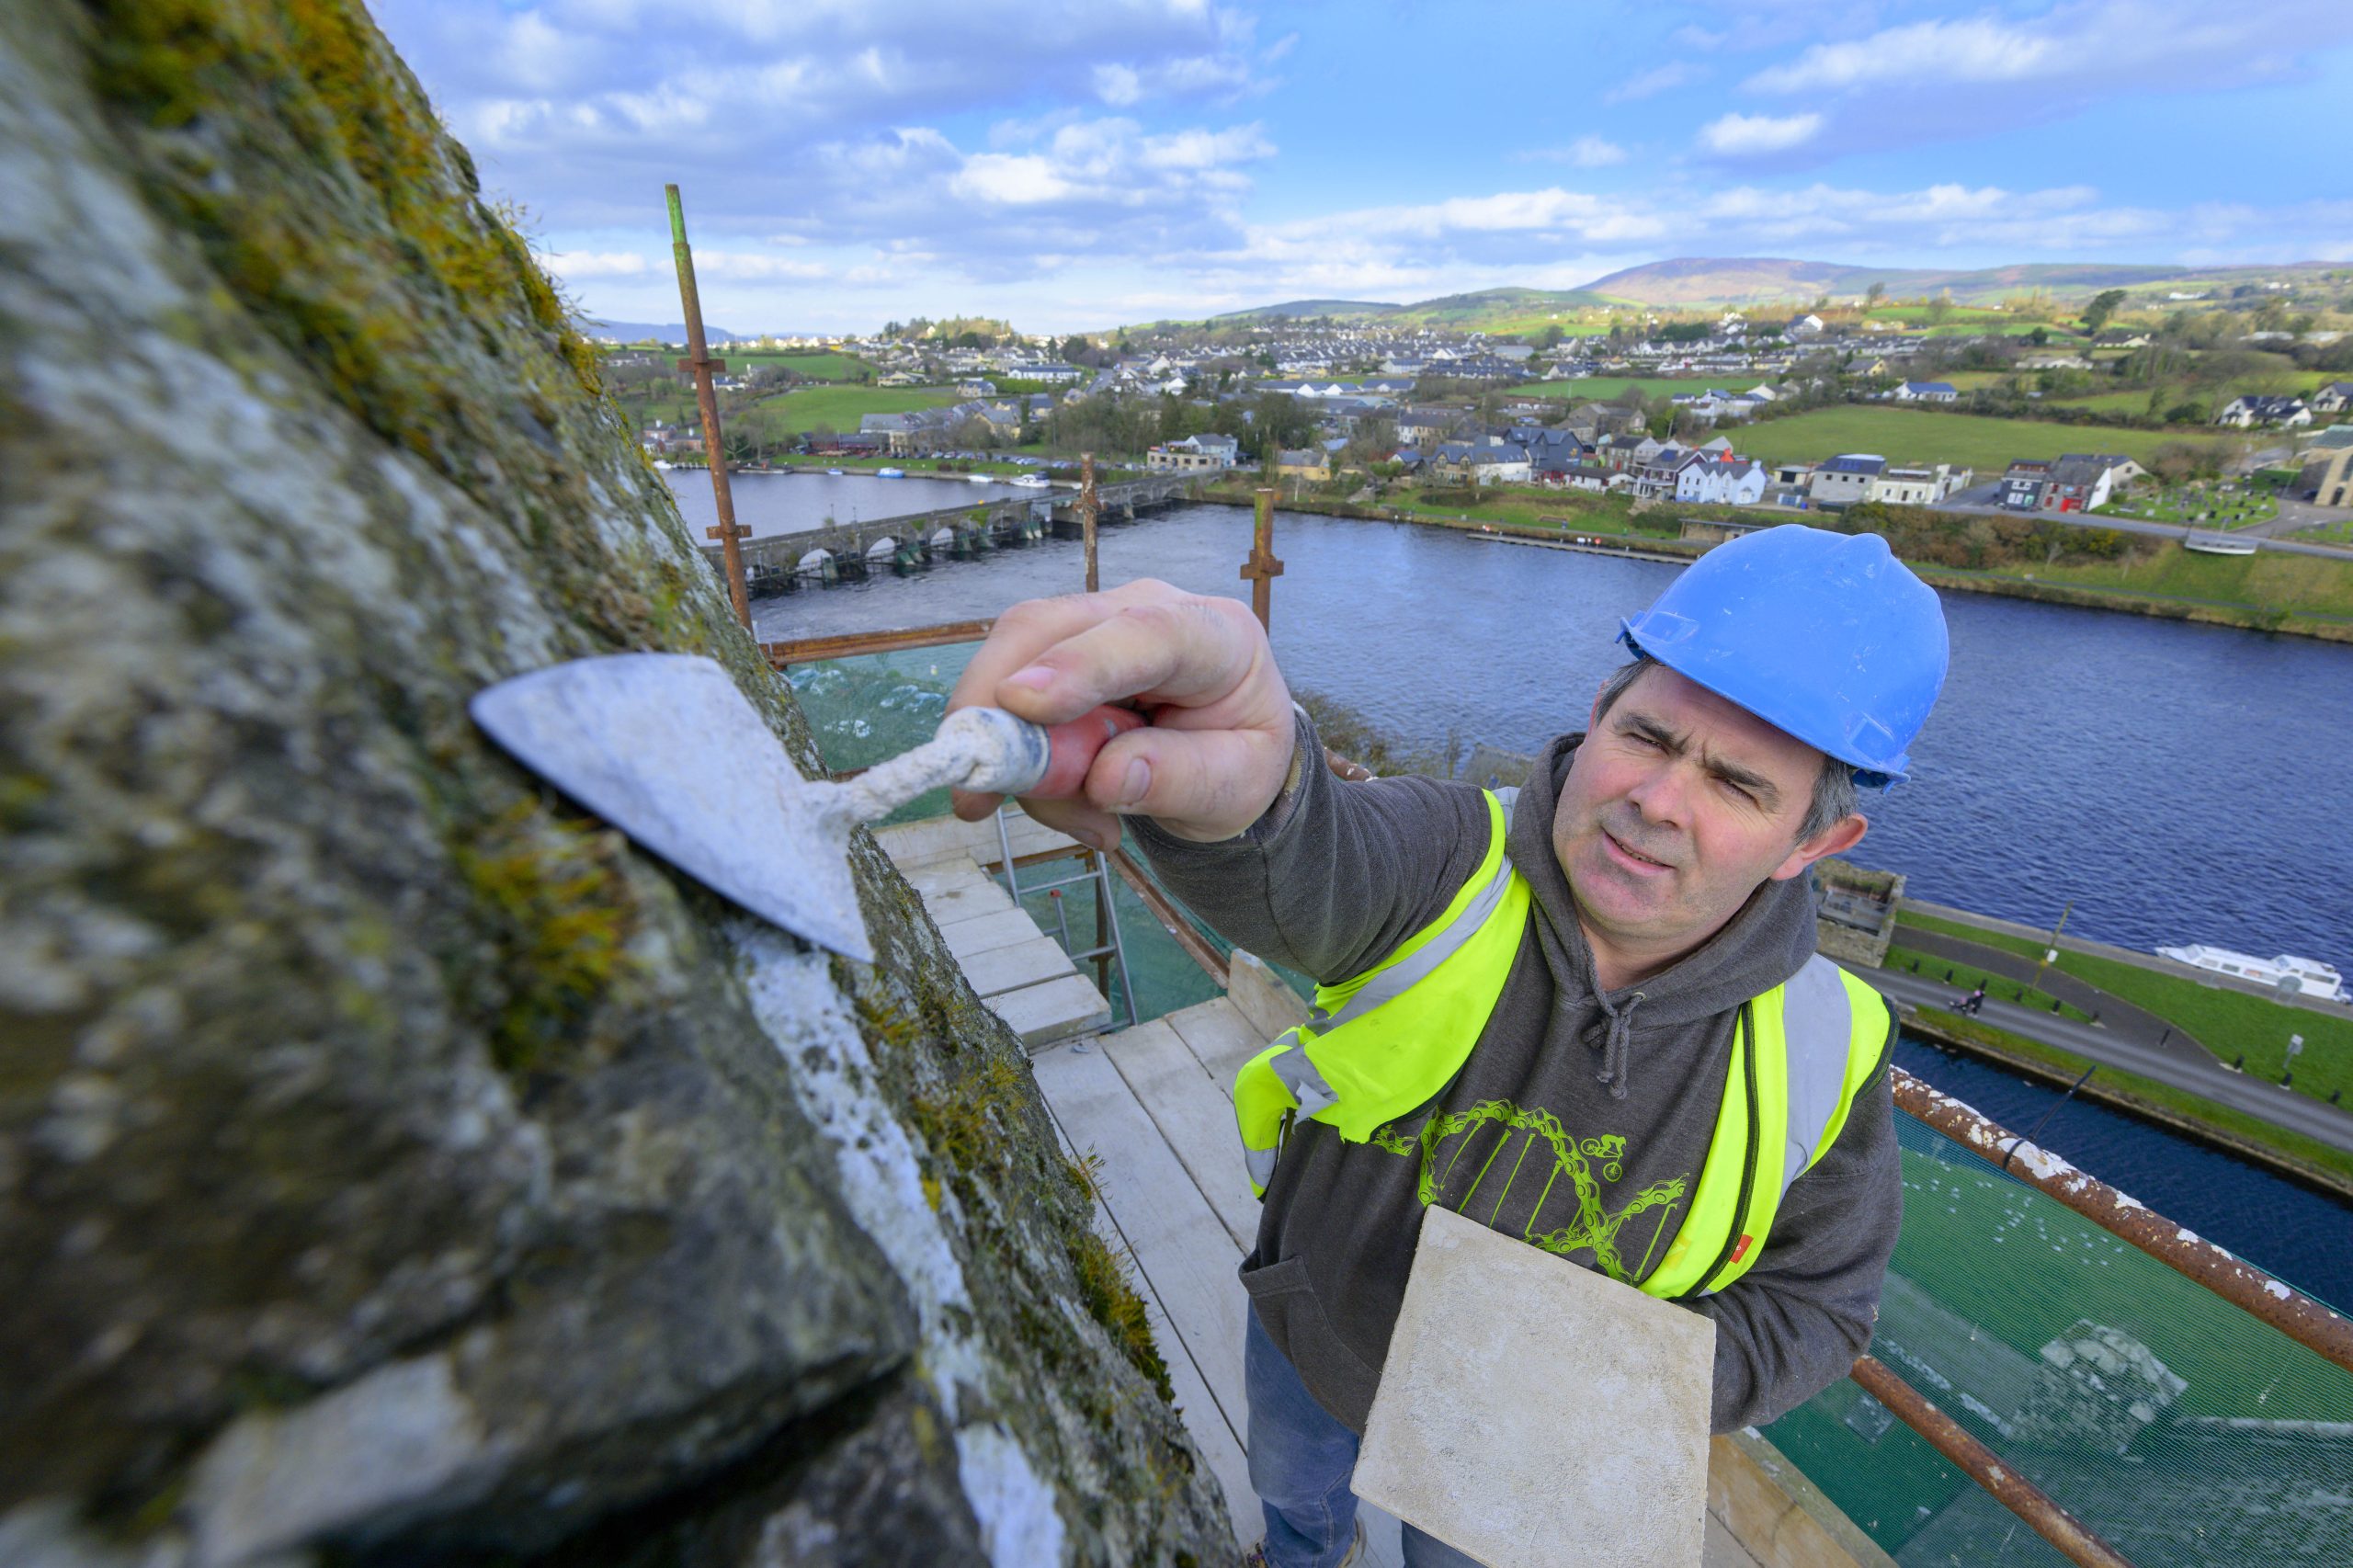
[{"left": 1623, "top": 758, "right": 1692, "bottom": 827}]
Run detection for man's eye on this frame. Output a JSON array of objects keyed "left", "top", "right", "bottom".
[{"left": 1719, "top": 778, "right": 1756, "bottom": 804}]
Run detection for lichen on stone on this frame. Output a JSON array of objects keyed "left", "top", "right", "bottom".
[{"left": 0, "top": 1, "right": 1232, "bottom": 1562}]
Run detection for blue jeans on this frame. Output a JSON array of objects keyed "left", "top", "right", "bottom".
[{"left": 1245, "top": 1307, "right": 1483, "bottom": 1568}]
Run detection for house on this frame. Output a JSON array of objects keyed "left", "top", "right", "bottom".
[
  {"left": 1870, "top": 464, "right": 1959, "bottom": 506},
  {"left": 1428, "top": 441, "right": 1530, "bottom": 485},
  {"left": 2214, "top": 394, "right": 2311, "bottom": 429},
  {"left": 1631, "top": 444, "right": 1705, "bottom": 500},
  {"left": 2000, "top": 459, "right": 2055, "bottom": 511},
  {"left": 1554, "top": 461, "right": 1615, "bottom": 493},
  {"left": 1787, "top": 314, "right": 1825, "bottom": 338},
  {"left": 1396, "top": 407, "right": 1467, "bottom": 446},
  {"left": 1893, "top": 381, "right": 1959, "bottom": 403},
  {"left": 2294, "top": 426, "right": 2353, "bottom": 506},
  {"left": 1807, "top": 454, "right": 1888, "bottom": 508},
  {"left": 1146, "top": 433, "right": 1241, "bottom": 473},
  {"left": 1273, "top": 448, "right": 1330, "bottom": 482},
  {"left": 956, "top": 378, "right": 998, "bottom": 397},
  {"left": 1004, "top": 362, "right": 1083, "bottom": 384},
  {"left": 2310, "top": 382, "right": 2353, "bottom": 416},
  {"left": 1676, "top": 453, "right": 1768, "bottom": 507}
]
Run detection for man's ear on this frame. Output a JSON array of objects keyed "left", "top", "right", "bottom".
[{"left": 1769, "top": 813, "right": 1868, "bottom": 882}]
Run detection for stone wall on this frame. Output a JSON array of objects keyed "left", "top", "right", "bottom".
[{"left": 0, "top": 3, "right": 1231, "bottom": 1562}]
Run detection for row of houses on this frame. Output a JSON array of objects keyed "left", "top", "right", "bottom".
[
  {"left": 2214, "top": 386, "right": 2351, "bottom": 427},
  {"left": 1998, "top": 454, "right": 2143, "bottom": 513}
]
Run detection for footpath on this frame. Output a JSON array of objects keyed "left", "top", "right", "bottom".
[{"left": 1872, "top": 930, "right": 2353, "bottom": 1156}]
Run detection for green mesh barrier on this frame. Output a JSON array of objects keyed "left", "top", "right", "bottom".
[{"left": 1766, "top": 1108, "right": 2353, "bottom": 1565}]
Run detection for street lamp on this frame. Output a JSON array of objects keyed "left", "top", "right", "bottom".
[{"left": 2284, "top": 1032, "right": 2303, "bottom": 1087}]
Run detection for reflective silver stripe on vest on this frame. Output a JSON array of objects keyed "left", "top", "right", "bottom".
[
  {"left": 1259, "top": 851, "right": 1517, "bottom": 1125},
  {"left": 1267, "top": 1032, "right": 1341, "bottom": 1119},
  {"left": 1309, "top": 853, "right": 1518, "bottom": 1037},
  {"left": 1245, "top": 1142, "right": 1279, "bottom": 1189},
  {"left": 1779, "top": 954, "right": 1858, "bottom": 1198}
]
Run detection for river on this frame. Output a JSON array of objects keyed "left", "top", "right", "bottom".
[
  {"left": 666, "top": 467, "right": 1036, "bottom": 540},
  {"left": 714, "top": 493, "right": 2353, "bottom": 970}
]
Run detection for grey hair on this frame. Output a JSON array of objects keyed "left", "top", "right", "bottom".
[{"left": 1594, "top": 656, "right": 1859, "bottom": 843}]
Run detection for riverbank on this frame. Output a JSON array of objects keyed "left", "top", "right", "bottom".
[
  {"left": 1902, "top": 1008, "right": 2353, "bottom": 1202},
  {"left": 1195, "top": 482, "right": 2353, "bottom": 642}
]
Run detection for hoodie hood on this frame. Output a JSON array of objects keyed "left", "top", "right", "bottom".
[{"left": 1507, "top": 732, "right": 1819, "bottom": 1097}]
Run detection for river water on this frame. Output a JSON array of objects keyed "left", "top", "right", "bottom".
[
  {"left": 721, "top": 494, "right": 2353, "bottom": 969},
  {"left": 666, "top": 468, "right": 1034, "bottom": 541}
]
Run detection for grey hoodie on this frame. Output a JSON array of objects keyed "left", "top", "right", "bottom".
[{"left": 1131, "top": 715, "right": 1902, "bottom": 1435}]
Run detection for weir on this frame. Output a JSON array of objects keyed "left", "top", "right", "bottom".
[{"left": 704, "top": 472, "right": 1206, "bottom": 590}]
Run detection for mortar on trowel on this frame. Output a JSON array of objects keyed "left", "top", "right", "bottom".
[
  {"left": 1353, "top": 1204, "right": 1718, "bottom": 1568},
  {"left": 468, "top": 652, "right": 1141, "bottom": 965}
]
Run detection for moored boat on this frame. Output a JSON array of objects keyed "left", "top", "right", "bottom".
[
  {"left": 2156, "top": 943, "right": 2346, "bottom": 1001},
  {"left": 877, "top": 467, "right": 905, "bottom": 478}
]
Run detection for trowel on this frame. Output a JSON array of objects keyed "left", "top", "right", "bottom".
[{"left": 469, "top": 653, "right": 1142, "bottom": 966}]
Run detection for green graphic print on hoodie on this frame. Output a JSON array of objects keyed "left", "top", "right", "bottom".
[{"left": 1131, "top": 716, "right": 1903, "bottom": 1436}]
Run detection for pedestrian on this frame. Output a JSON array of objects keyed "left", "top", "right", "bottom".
[
  {"left": 1960, "top": 982, "right": 1987, "bottom": 1016},
  {"left": 948, "top": 524, "right": 1949, "bottom": 1567}
]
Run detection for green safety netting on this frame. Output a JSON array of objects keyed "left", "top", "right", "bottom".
[{"left": 1766, "top": 1110, "right": 2353, "bottom": 1565}]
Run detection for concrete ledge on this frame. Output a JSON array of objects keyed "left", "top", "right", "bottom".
[{"left": 1708, "top": 1428, "right": 1897, "bottom": 1568}]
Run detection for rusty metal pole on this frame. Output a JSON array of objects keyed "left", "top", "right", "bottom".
[
  {"left": 1850, "top": 1357, "right": 2136, "bottom": 1568},
  {"left": 1242, "top": 487, "right": 1284, "bottom": 631},
  {"left": 1891, "top": 1067, "right": 2353, "bottom": 1372},
  {"left": 665, "top": 184, "right": 751, "bottom": 630},
  {"left": 1080, "top": 452, "right": 1100, "bottom": 593}
]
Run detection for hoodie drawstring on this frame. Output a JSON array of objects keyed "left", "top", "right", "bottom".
[{"left": 1588, "top": 988, "right": 1645, "bottom": 1100}]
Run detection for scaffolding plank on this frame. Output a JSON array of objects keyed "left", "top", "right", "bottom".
[
  {"left": 921, "top": 874, "right": 1016, "bottom": 927},
  {"left": 1102, "top": 1019, "right": 1262, "bottom": 1254},
  {"left": 1032, "top": 1056, "right": 1258, "bottom": 1550},
  {"left": 1031, "top": 1040, "right": 1251, "bottom": 1427},
  {"left": 988, "top": 973, "right": 1110, "bottom": 1049},
  {"left": 941, "top": 907, "right": 1042, "bottom": 960},
  {"left": 961, "top": 936, "right": 1076, "bottom": 999},
  {"left": 1165, "top": 997, "right": 1279, "bottom": 1096}
]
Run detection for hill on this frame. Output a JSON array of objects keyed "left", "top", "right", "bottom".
[
  {"left": 1582, "top": 257, "right": 2340, "bottom": 308},
  {"left": 1211, "top": 299, "right": 1404, "bottom": 321},
  {"left": 1389, "top": 286, "right": 1613, "bottom": 326}
]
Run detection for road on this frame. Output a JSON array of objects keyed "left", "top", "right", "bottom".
[
  {"left": 1932, "top": 483, "right": 2353, "bottom": 562},
  {"left": 1872, "top": 967, "right": 2353, "bottom": 1154}
]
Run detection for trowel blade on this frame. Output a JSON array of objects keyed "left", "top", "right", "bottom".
[{"left": 470, "top": 653, "right": 874, "bottom": 964}]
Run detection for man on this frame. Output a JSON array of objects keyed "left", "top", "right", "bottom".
[{"left": 949, "top": 525, "right": 1949, "bottom": 1568}]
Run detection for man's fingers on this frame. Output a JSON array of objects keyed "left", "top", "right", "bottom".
[
  {"left": 1083, "top": 722, "right": 1297, "bottom": 843},
  {"left": 945, "top": 579, "right": 1186, "bottom": 721},
  {"left": 988, "top": 598, "right": 1258, "bottom": 726}
]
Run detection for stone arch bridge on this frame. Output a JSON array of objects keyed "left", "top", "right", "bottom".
[{"left": 699, "top": 473, "right": 1207, "bottom": 590}]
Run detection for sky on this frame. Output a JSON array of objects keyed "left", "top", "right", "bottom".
[{"left": 371, "top": 0, "right": 2353, "bottom": 335}]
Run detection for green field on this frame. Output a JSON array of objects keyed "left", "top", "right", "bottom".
[
  {"left": 1744, "top": 407, "right": 2239, "bottom": 472},
  {"left": 725, "top": 351, "right": 868, "bottom": 381},
  {"left": 2018, "top": 541, "right": 2353, "bottom": 620},
  {"left": 745, "top": 383, "right": 966, "bottom": 435},
  {"left": 1506, "top": 375, "right": 1770, "bottom": 402}
]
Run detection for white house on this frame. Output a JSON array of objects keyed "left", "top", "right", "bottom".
[
  {"left": 2214, "top": 395, "right": 2312, "bottom": 429},
  {"left": 1787, "top": 314, "right": 1825, "bottom": 338},
  {"left": 1807, "top": 453, "right": 1887, "bottom": 507},
  {"left": 1893, "top": 381, "right": 1959, "bottom": 403},
  {"left": 2309, "top": 382, "right": 2353, "bottom": 415},
  {"left": 1146, "top": 434, "right": 1240, "bottom": 473},
  {"left": 1676, "top": 454, "right": 1768, "bottom": 506}
]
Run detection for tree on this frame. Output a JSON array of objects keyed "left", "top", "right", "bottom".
[
  {"left": 1864, "top": 280, "right": 1887, "bottom": 309},
  {"left": 2028, "top": 326, "right": 2050, "bottom": 347},
  {"left": 1924, "top": 290, "right": 1954, "bottom": 327},
  {"left": 2082, "top": 289, "right": 2128, "bottom": 335},
  {"left": 1540, "top": 324, "right": 1565, "bottom": 349}
]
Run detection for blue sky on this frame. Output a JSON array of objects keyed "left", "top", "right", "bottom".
[{"left": 371, "top": 0, "right": 2353, "bottom": 334}]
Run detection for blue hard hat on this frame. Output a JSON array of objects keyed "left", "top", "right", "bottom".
[{"left": 1618, "top": 525, "right": 1948, "bottom": 787}]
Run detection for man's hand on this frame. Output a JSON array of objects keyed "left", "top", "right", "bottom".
[{"left": 946, "top": 579, "right": 1296, "bottom": 849}]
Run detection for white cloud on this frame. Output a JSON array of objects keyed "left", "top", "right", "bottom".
[
  {"left": 1740, "top": 1, "right": 2336, "bottom": 118},
  {"left": 545, "top": 250, "right": 654, "bottom": 279},
  {"left": 1519, "top": 135, "right": 1629, "bottom": 168},
  {"left": 1698, "top": 111, "right": 1823, "bottom": 156},
  {"left": 1605, "top": 62, "right": 1702, "bottom": 103}
]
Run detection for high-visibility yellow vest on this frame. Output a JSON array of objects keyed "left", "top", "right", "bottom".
[{"left": 1233, "top": 790, "right": 1893, "bottom": 1299}]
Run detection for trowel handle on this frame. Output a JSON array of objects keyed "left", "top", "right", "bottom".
[{"left": 947, "top": 703, "right": 1150, "bottom": 800}]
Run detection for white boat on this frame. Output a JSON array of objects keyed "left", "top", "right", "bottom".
[
  {"left": 968, "top": 472, "right": 996, "bottom": 484},
  {"left": 2156, "top": 943, "right": 2346, "bottom": 1002},
  {"left": 2183, "top": 531, "right": 2256, "bottom": 556},
  {"left": 1008, "top": 473, "right": 1051, "bottom": 489},
  {"left": 825, "top": 467, "right": 843, "bottom": 476},
  {"left": 877, "top": 467, "right": 905, "bottom": 478},
  {"left": 651, "top": 460, "right": 674, "bottom": 471}
]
